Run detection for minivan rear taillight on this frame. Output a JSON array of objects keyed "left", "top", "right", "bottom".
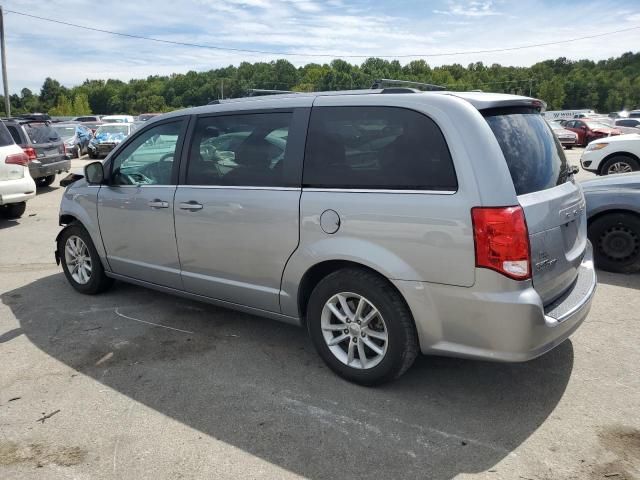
[
  {"left": 471, "top": 206, "right": 531, "bottom": 280},
  {"left": 5, "top": 152, "right": 30, "bottom": 166}
]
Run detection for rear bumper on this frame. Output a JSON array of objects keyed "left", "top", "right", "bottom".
[
  {"left": 29, "top": 159, "right": 71, "bottom": 179},
  {"left": 394, "top": 242, "right": 596, "bottom": 362},
  {"left": 0, "top": 176, "right": 37, "bottom": 205}
]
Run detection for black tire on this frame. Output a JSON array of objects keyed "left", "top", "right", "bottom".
[
  {"left": 1, "top": 202, "right": 26, "bottom": 219},
  {"left": 599, "top": 155, "right": 640, "bottom": 176},
  {"left": 88, "top": 150, "right": 97, "bottom": 159},
  {"left": 565, "top": 145, "right": 573, "bottom": 150},
  {"left": 307, "top": 268, "right": 418, "bottom": 385},
  {"left": 589, "top": 213, "right": 640, "bottom": 273},
  {"left": 58, "top": 223, "right": 114, "bottom": 294},
  {"left": 36, "top": 175, "right": 56, "bottom": 187}
]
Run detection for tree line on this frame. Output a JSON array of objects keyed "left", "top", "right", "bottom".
[{"left": 3, "top": 51, "right": 640, "bottom": 116}]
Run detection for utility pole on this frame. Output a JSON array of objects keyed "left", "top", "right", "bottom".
[
  {"left": 0, "top": 6, "right": 10, "bottom": 117},
  {"left": 220, "top": 79, "right": 224, "bottom": 100}
]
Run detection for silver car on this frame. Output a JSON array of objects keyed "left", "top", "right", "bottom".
[{"left": 55, "top": 89, "right": 596, "bottom": 385}]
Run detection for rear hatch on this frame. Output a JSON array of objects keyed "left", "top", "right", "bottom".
[
  {"left": 23, "top": 122, "right": 65, "bottom": 164},
  {"left": 484, "top": 108, "right": 587, "bottom": 305}
]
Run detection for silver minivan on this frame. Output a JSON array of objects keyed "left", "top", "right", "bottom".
[{"left": 56, "top": 89, "right": 596, "bottom": 385}]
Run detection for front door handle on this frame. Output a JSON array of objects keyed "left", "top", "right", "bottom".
[
  {"left": 179, "top": 201, "right": 204, "bottom": 211},
  {"left": 148, "top": 199, "right": 169, "bottom": 209}
]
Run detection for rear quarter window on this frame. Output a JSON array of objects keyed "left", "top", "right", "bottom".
[
  {"left": 303, "top": 106, "right": 457, "bottom": 191},
  {"left": 484, "top": 109, "right": 570, "bottom": 195},
  {"left": 0, "top": 121, "right": 15, "bottom": 147},
  {"left": 24, "top": 123, "right": 61, "bottom": 144}
]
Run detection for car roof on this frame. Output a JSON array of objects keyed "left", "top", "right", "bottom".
[{"left": 158, "top": 89, "right": 542, "bottom": 121}]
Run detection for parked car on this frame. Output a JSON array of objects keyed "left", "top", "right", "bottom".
[
  {"left": 72, "top": 115, "right": 101, "bottom": 123},
  {"left": 629, "top": 110, "right": 640, "bottom": 118},
  {"left": 615, "top": 118, "right": 640, "bottom": 129},
  {"left": 583, "top": 172, "right": 640, "bottom": 273},
  {"left": 80, "top": 121, "right": 103, "bottom": 135},
  {"left": 138, "top": 113, "right": 161, "bottom": 121},
  {"left": 580, "top": 134, "right": 640, "bottom": 175},
  {"left": 562, "top": 119, "right": 622, "bottom": 146},
  {"left": 0, "top": 121, "right": 36, "bottom": 218},
  {"left": 87, "top": 123, "right": 134, "bottom": 158},
  {"left": 548, "top": 121, "right": 577, "bottom": 148},
  {"left": 101, "top": 115, "right": 134, "bottom": 124},
  {"left": 2, "top": 117, "right": 71, "bottom": 187},
  {"left": 52, "top": 123, "right": 93, "bottom": 158},
  {"left": 55, "top": 90, "right": 596, "bottom": 385}
]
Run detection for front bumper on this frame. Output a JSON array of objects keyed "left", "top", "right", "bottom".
[
  {"left": 394, "top": 242, "right": 596, "bottom": 362},
  {"left": 580, "top": 150, "right": 602, "bottom": 172},
  {"left": 558, "top": 137, "right": 577, "bottom": 147},
  {"left": 29, "top": 159, "right": 71, "bottom": 179},
  {"left": 89, "top": 143, "right": 117, "bottom": 156}
]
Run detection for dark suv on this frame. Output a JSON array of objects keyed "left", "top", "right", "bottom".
[{"left": 3, "top": 117, "right": 71, "bottom": 187}]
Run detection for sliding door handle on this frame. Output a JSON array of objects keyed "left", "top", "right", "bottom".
[
  {"left": 148, "top": 199, "right": 169, "bottom": 209},
  {"left": 179, "top": 201, "right": 203, "bottom": 211}
]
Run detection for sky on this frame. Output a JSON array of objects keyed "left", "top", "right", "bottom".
[{"left": 3, "top": 0, "right": 640, "bottom": 94}]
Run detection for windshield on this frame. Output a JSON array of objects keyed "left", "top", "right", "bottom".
[
  {"left": 585, "top": 122, "right": 612, "bottom": 129},
  {"left": 485, "top": 109, "right": 569, "bottom": 196},
  {"left": 53, "top": 126, "right": 76, "bottom": 138},
  {"left": 96, "top": 125, "right": 129, "bottom": 135}
]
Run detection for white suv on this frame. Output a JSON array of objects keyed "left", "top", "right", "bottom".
[
  {"left": 0, "top": 122, "right": 36, "bottom": 219},
  {"left": 580, "top": 133, "right": 640, "bottom": 175}
]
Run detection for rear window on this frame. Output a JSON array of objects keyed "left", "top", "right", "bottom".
[
  {"left": 0, "top": 121, "right": 14, "bottom": 147},
  {"left": 484, "top": 109, "right": 569, "bottom": 196},
  {"left": 24, "top": 123, "right": 61, "bottom": 144},
  {"left": 303, "top": 106, "right": 457, "bottom": 190}
]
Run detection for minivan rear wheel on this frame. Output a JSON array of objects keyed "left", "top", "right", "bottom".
[
  {"left": 307, "top": 268, "right": 418, "bottom": 385},
  {"left": 58, "top": 223, "right": 114, "bottom": 294}
]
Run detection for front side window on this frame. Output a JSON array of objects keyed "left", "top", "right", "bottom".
[
  {"left": 303, "top": 106, "right": 457, "bottom": 190},
  {"left": 111, "top": 121, "right": 183, "bottom": 186},
  {"left": 186, "top": 113, "right": 292, "bottom": 187}
]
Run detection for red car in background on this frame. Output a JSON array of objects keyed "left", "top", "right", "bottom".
[{"left": 562, "top": 119, "right": 621, "bottom": 146}]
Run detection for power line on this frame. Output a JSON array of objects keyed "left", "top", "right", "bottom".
[{"left": 5, "top": 9, "right": 640, "bottom": 59}]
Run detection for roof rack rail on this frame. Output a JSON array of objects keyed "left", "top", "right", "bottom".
[
  {"left": 371, "top": 79, "right": 446, "bottom": 91},
  {"left": 207, "top": 88, "right": 300, "bottom": 105}
]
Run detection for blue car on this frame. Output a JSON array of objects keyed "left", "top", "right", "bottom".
[
  {"left": 88, "top": 123, "right": 134, "bottom": 159},
  {"left": 52, "top": 123, "right": 93, "bottom": 158}
]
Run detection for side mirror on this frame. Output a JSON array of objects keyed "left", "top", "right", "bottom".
[{"left": 84, "top": 161, "right": 105, "bottom": 185}]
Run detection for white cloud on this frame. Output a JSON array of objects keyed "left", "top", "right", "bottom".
[{"left": 2, "top": 0, "right": 639, "bottom": 94}]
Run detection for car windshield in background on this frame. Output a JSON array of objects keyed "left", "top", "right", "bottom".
[
  {"left": 485, "top": 110, "right": 569, "bottom": 196},
  {"left": 585, "top": 122, "right": 612, "bottom": 129},
  {"left": 24, "top": 123, "right": 61, "bottom": 144},
  {"left": 53, "top": 126, "right": 76, "bottom": 138},
  {"left": 97, "top": 125, "right": 129, "bottom": 135}
]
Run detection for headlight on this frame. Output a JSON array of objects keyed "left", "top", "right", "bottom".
[{"left": 586, "top": 142, "right": 609, "bottom": 151}]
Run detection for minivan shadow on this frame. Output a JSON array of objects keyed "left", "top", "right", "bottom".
[
  {"left": 596, "top": 270, "right": 640, "bottom": 290},
  {"left": 2, "top": 273, "right": 574, "bottom": 480}
]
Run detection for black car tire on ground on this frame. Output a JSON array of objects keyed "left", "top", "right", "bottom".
[
  {"left": 58, "top": 223, "right": 114, "bottom": 294},
  {"left": 36, "top": 175, "right": 56, "bottom": 188},
  {"left": 88, "top": 150, "right": 97, "bottom": 159},
  {"left": 1, "top": 202, "right": 26, "bottom": 219},
  {"left": 600, "top": 155, "right": 640, "bottom": 175},
  {"left": 589, "top": 213, "right": 640, "bottom": 273},
  {"left": 307, "top": 268, "right": 419, "bottom": 386}
]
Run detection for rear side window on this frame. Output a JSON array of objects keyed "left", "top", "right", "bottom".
[
  {"left": 484, "top": 109, "right": 569, "bottom": 196},
  {"left": 24, "top": 123, "right": 61, "bottom": 144},
  {"left": 303, "top": 106, "right": 457, "bottom": 191},
  {"left": 186, "top": 113, "right": 292, "bottom": 187},
  {"left": 6, "top": 125, "right": 21, "bottom": 144},
  {"left": 0, "top": 122, "right": 14, "bottom": 147}
]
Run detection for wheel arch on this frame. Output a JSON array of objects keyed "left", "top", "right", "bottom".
[
  {"left": 295, "top": 259, "right": 410, "bottom": 325},
  {"left": 597, "top": 151, "right": 640, "bottom": 175},
  {"left": 588, "top": 208, "right": 640, "bottom": 227}
]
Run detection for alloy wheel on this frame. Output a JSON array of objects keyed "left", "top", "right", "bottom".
[
  {"left": 65, "top": 235, "right": 92, "bottom": 284},
  {"left": 320, "top": 292, "right": 388, "bottom": 369},
  {"left": 607, "top": 161, "right": 633, "bottom": 174}
]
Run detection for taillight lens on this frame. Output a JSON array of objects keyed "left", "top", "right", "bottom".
[
  {"left": 5, "top": 152, "right": 30, "bottom": 166},
  {"left": 23, "top": 147, "right": 37, "bottom": 161},
  {"left": 471, "top": 206, "right": 531, "bottom": 280}
]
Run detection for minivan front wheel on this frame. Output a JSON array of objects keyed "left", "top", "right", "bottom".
[
  {"left": 58, "top": 224, "right": 113, "bottom": 294},
  {"left": 307, "top": 268, "right": 418, "bottom": 385}
]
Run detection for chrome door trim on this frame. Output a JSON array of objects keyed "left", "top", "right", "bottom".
[
  {"left": 302, "top": 188, "right": 456, "bottom": 195},
  {"left": 179, "top": 185, "right": 301, "bottom": 191}
]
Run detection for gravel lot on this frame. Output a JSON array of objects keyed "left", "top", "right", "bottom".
[{"left": 1, "top": 149, "right": 639, "bottom": 480}]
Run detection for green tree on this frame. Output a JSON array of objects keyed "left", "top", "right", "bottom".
[
  {"left": 49, "top": 95, "right": 73, "bottom": 116},
  {"left": 537, "top": 78, "right": 566, "bottom": 109},
  {"left": 71, "top": 93, "right": 92, "bottom": 115}
]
